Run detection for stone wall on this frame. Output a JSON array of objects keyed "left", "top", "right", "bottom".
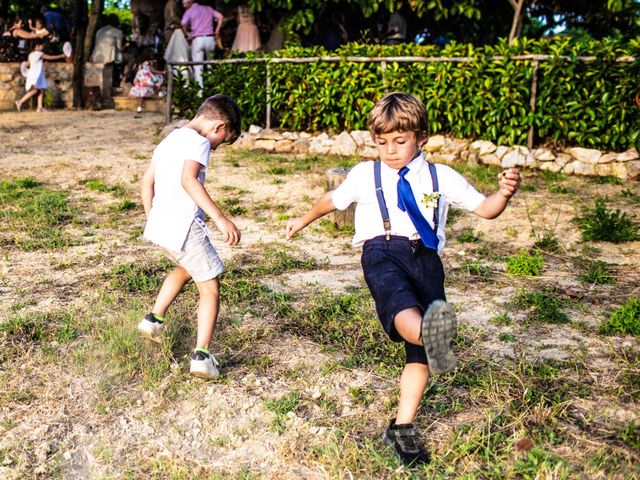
[
  {"left": 0, "top": 62, "right": 113, "bottom": 110},
  {"left": 228, "top": 126, "right": 640, "bottom": 181}
]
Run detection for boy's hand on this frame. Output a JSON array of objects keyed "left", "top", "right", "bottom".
[
  {"left": 214, "top": 217, "right": 241, "bottom": 245},
  {"left": 286, "top": 217, "right": 307, "bottom": 240},
  {"left": 498, "top": 168, "right": 521, "bottom": 198}
]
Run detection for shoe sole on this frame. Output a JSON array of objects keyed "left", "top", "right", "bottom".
[
  {"left": 421, "top": 300, "right": 457, "bottom": 375},
  {"left": 137, "top": 323, "right": 162, "bottom": 344},
  {"left": 189, "top": 366, "right": 220, "bottom": 379}
]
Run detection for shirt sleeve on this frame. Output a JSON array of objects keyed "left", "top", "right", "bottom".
[
  {"left": 186, "top": 136, "right": 211, "bottom": 168},
  {"left": 181, "top": 9, "right": 191, "bottom": 26},
  {"left": 437, "top": 164, "right": 486, "bottom": 212},
  {"left": 331, "top": 163, "right": 366, "bottom": 211},
  {"left": 212, "top": 8, "right": 223, "bottom": 22}
]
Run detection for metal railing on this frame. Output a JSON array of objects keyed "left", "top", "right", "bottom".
[{"left": 164, "top": 54, "right": 636, "bottom": 148}]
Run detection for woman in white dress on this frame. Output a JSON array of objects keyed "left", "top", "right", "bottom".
[{"left": 15, "top": 39, "right": 65, "bottom": 112}]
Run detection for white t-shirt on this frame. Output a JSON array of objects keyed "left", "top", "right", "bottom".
[
  {"left": 143, "top": 127, "right": 211, "bottom": 251},
  {"left": 331, "top": 152, "right": 486, "bottom": 252}
]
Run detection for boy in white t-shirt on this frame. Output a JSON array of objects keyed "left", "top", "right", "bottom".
[
  {"left": 286, "top": 92, "right": 521, "bottom": 466},
  {"left": 139, "top": 94, "right": 241, "bottom": 379}
]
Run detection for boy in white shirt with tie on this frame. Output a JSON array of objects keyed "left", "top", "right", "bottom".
[
  {"left": 286, "top": 92, "right": 521, "bottom": 466},
  {"left": 139, "top": 94, "right": 241, "bottom": 380}
]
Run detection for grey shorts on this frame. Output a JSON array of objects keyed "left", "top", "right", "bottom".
[{"left": 164, "top": 220, "right": 225, "bottom": 282}]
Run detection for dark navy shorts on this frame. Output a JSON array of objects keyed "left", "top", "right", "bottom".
[{"left": 361, "top": 235, "right": 446, "bottom": 365}]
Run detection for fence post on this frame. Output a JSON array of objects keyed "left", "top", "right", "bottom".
[
  {"left": 164, "top": 62, "right": 173, "bottom": 125},
  {"left": 381, "top": 60, "right": 387, "bottom": 92},
  {"left": 527, "top": 60, "right": 539, "bottom": 150},
  {"left": 266, "top": 61, "right": 271, "bottom": 130}
]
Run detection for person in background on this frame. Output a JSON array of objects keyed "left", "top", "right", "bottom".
[
  {"left": 4, "top": 17, "right": 47, "bottom": 40},
  {"left": 231, "top": 5, "right": 260, "bottom": 53},
  {"left": 41, "top": 6, "right": 70, "bottom": 42},
  {"left": 164, "top": 0, "right": 183, "bottom": 44},
  {"left": 15, "top": 39, "right": 66, "bottom": 112},
  {"left": 181, "top": 0, "right": 224, "bottom": 87},
  {"left": 91, "top": 14, "right": 124, "bottom": 87},
  {"left": 129, "top": 51, "right": 165, "bottom": 112},
  {"left": 28, "top": 17, "right": 50, "bottom": 39}
]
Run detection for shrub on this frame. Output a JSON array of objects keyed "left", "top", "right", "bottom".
[
  {"left": 575, "top": 196, "right": 639, "bottom": 243},
  {"left": 506, "top": 249, "right": 544, "bottom": 276},
  {"left": 172, "top": 39, "right": 640, "bottom": 151},
  {"left": 600, "top": 298, "right": 640, "bottom": 336}
]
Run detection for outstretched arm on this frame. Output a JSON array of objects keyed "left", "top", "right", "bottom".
[
  {"left": 42, "top": 53, "right": 66, "bottom": 61},
  {"left": 286, "top": 191, "right": 337, "bottom": 239},
  {"left": 473, "top": 167, "right": 521, "bottom": 219},
  {"left": 181, "top": 159, "right": 240, "bottom": 245}
]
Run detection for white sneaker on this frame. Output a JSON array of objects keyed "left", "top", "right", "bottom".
[
  {"left": 137, "top": 313, "right": 164, "bottom": 344},
  {"left": 136, "top": 105, "right": 143, "bottom": 113},
  {"left": 190, "top": 350, "right": 220, "bottom": 379}
]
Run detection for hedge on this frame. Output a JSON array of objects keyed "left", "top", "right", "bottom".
[{"left": 171, "top": 38, "right": 640, "bottom": 151}]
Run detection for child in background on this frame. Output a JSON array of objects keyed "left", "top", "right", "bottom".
[
  {"left": 28, "top": 17, "right": 49, "bottom": 38},
  {"left": 286, "top": 92, "right": 521, "bottom": 466},
  {"left": 129, "top": 52, "right": 165, "bottom": 113},
  {"left": 139, "top": 94, "right": 241, "bottom": 379},
  {"left": 15, "top": 39, "right": 65, "bottom": 112}
]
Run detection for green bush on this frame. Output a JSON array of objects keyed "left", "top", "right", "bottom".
[
  {"left": 506, "top": 249, "right": 544, "bottom": 276},
  {"left": 600, "top": 298, "right": 640, "bottom": 336},
  {"left": 575, "top": 196, "right": 639, "bottom": 243},
  {"left": 172, "top": 38, "right": 640, "bottom": 150}
]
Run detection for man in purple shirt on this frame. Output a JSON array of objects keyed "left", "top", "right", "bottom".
[{"left": 182, "top": 0, "right": 224, "bottom": 87}]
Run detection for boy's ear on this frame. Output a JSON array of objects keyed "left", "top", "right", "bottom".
[{"left": 417, "top": 131, "right": 428, "bottom": 147}]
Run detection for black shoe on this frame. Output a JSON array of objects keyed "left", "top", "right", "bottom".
[{"left": 382, "top": 418, "right": 430, "bottom": 466}]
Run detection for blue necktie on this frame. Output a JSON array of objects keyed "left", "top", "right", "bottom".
[{"left": 397, "top": 166, "right": 439, "bottom": 250}]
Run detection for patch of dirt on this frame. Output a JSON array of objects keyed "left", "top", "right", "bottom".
[{"left": 1, "top": 111, "right": 639, "bottom": 478}]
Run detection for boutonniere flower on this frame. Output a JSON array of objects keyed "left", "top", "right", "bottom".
[{"left": 423, "top": 192, "right": 441, "bottom": 209}]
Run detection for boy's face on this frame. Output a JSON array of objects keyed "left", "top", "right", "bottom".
[
  {"left": 200, "top": 118, "right": 237, "bottom": 148},
  {"left": 374, "top": 130, "right": 425, "bottom": 170}
]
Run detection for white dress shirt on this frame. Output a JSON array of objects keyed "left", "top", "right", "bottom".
[{"left": 331, "top": 152, "right": 485, "bottom": 252}]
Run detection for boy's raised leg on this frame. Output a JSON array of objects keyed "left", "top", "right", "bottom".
[
  {"left": 190, "top": 278, "right": 221, "bottom": 379},
  {"left": 138, "top": 266, "right": 191, "bottom": 343}
]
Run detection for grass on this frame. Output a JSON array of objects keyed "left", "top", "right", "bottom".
[
  {"left": 228, "top": 151, "right": 359, "bottom": 177},
  {"left": 599, "top": 297, "right": 640, "bottom": 336},
  {"left": 577, "top": 259, "right": 614, "bottom": 285},
  {"left": 5, "top": 149, "right": 640, "bottom": 479},
  {"left": 0, "top": 177, "right": 76, "bottom": 250},
  {"left": 265, "top": 391, "right": 300, "bottom": 433},
  {"left": 506, "top": 249, "right": 544, "bottom": 276},
  {"left": 81, "top": 179, "right": 128, "bottom": 197},
  {"left": 457, "top": 226, "right": 483, "bottom": 243},
  {"left": 511, "top": 288, "right": 570, "bottom": 324},
  {"left": 105, "top": 258, "right": 175, "bottom": 293},
  {"left": 532, "top": 231, "right": 561, "bottom": 253},
  {"left": 574, "top": 196, "right": 639, "bottom": 243}
]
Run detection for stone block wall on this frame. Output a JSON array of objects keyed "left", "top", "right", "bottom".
[
  {"left": 225, "top": 126, "right": 640, "bottom": 182},
  {"left": 0, "top": 62, "right": 113, "bottom": 110}
]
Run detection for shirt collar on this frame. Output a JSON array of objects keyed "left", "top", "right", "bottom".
[{"left": 405, "top": 150, "right": 426, "bottom": 174}]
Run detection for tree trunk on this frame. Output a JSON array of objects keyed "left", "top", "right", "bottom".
[
  {"left": 84, "top": 0, "right": 104, "bottom": 59},
  {"left": 508, "top": 0, "right": 525, "bottom": 44},
  {"left": 73, "top": 0, "right": 88, "bottom": 108}
]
